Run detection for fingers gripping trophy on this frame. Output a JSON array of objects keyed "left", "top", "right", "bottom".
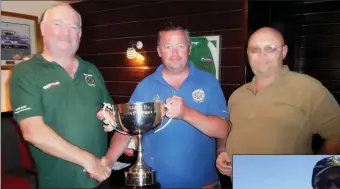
[{"left": 101, "top": 101, "right": 172, "bottom": 188}]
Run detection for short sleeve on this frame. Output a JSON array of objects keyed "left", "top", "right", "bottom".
[
  {"left": 208, "top": 83, "right": 229, "bottom": 120},
  {"left": 309, "top": 84, "right": 340, "bottom": 140},
  {"left": 129, "top": 83, "right": 144, "bottom": 103},
  {"left": 10, "top": 70, "right": 43, "bottom": 122},
  {"left": 92, "top": 65, "right": 114, "bottom": 104}
]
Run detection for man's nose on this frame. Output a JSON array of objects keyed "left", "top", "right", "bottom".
[
  {"left": 61, "top": 26, "right": 69, "bottom": 35},
  {"left": 171, "top": 48, "right": 179, "bottom": 55}
]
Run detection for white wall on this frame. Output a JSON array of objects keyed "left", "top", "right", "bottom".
[{"left": 1, "top": 1, "right": 63, "bottom": 112}]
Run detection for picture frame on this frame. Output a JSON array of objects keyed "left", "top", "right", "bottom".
[
  {"left": 189, "top": 35, "right": 221, "bottom": 81},
  {"left": 1, "top": 11, "right": 40, "bottom": 70}
]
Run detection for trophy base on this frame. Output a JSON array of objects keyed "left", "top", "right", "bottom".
[
  {"left": 123, "top": 182, "right": 161, "bottom": 189},
  {"left": 125, "top": 169, "right": 158, "bottom": 187}
]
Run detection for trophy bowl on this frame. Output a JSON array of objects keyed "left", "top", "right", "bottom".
[
  {"left": 112, "top": 101, "right": 163, "bottom": 135},
  {"left": 102, "top": 101, "right": 169, "bottom": 187}
]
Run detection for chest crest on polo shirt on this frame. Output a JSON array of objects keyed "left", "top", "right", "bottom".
[
  {"left": 83, "top": 73, "right": 96, "bottom": 87},
  {"left": 192, "top": 89, "right": 205, "bottom": 103}
]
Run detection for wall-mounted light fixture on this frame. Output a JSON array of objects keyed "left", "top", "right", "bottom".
[{"left": 126, "top": 41, "right": 144, "bottom": 60}]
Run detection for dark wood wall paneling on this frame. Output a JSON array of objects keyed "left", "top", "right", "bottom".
[
  {"left": 247, "top": 1, "right": 301, "bottom": 81},
  {"left": 247, "top": 1, "right": 340, "bottom": 103},
  {"left": 71, "top": 0, "right": 247, "bottom": 104},
  {"left": 294, "top": 1, "right": 340, "bottom": 103}
]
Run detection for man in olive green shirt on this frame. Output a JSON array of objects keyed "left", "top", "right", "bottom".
[
  {"left": 10, "top": 4, "right": 112, "bottom": 188},
  {"left": 216, "top": 27, "right": 340, "bottom": 178}
]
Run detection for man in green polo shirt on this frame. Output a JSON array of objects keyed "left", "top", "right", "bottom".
[{"left": 9, "top": 4, "right": 112, "bottom": 189}]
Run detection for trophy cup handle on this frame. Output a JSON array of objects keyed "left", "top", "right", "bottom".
[
  {"left": 154, "top": 102, "right": 172, "bottom": 133},
  {"left": 102, "top": 102, "right": 129, "bottom": 135},
  {"left": 154, "top": 117, "right": 172, "bottom": 133}
]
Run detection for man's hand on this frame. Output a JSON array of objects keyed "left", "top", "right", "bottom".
[
  {"left": 164, "top": 96, "right": 189, "bottom": 119},
  {"left": 97, "top": 108, "right": 116, "bottom": 132},
  {"left": 216, "top": 151, "right": 232, "bottom": 177},
  {"left": 83, "top": 155, "right": 111, "bottom": 182}
]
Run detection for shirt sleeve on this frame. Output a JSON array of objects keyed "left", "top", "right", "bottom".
[
  {"left": 10, "top": 69, "right": 43, "bottom": 122},
  {"left": 92, "top": 65, "right": 114, "bottom": 104},
  {"left": 129, "top": 83, "right": 144, "bottom": 103},
  {"left": 309, "top": 84, "right": 340, "bottom": 140},
  {"left": 208, "top": 83, "right": 229, "bottom": 120}
]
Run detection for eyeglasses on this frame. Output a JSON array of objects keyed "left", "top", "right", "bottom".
[
  {"left": 247, "top": 44, "right": 285, "bottom": 54},
  {"left": 316, "top": 178, "right": 340, "bottom": 189}
]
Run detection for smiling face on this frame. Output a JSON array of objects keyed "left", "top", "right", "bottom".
[
  {"left": 157, "top": 30, "right": 191, "bottom": 74},
  {"left": 40, "top": 5, "right": 82, "bottom": 57},
  {"left": 247, "top": 27, "right": 288, "bottom": 78}
]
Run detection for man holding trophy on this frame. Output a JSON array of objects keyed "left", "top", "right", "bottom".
[{"left": 97, "top": 22, "right": 230, "bottom": 188}]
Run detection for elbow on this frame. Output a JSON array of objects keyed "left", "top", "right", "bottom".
[
  {"left": 22, "top": 130, "right": 36, "bottom": 144},
  {"left": 21, "top": 126, "right": 41, "bottom": 145},
  {"left": 212, "top": 119, "right": 229, "bottom": 139},
  {"left": 18, "top": 116, "right": 46, "bottom": 145},
  {"left": 206, "top": 126, "right": 228, "bottom": 139},
  {"left": 215, "top": 130, "right": 228, "bottom": 139}
]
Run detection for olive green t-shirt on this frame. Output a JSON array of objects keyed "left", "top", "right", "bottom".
[
  {"left": 10, "top": 53, "right": 113, "bottom": 188},
  {"left": 227, "top": 66, "right": 340, "bottom": 155}
]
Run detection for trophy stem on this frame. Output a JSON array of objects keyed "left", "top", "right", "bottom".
[
  {"left": 129, "top": 131, "right": 148, "bottom": 170},
  {"left": 126, "top": 131, "right": 156, "bottom": 186}
]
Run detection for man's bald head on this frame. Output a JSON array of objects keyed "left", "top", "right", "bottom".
[
  {"left": 248, "top": 27, "right": 285, "bottom": 47},
  {"left": 41, "top": 4, "right": 82, "bottom": 27},
  {"left": 40, "top": 3, "right": 82, "bottom": 58},
  {"left": 246, "top": 27, "right": 288, "bottom": 78}
]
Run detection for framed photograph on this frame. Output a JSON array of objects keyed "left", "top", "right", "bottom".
[
  {"left": 1, "top": 11, "right": 40, "bottom": 70},
  {"left": 189, "top": 35, "right": 221, "bottom": 81}
]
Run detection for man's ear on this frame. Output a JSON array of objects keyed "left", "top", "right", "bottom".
[
  {"left": 282, "top": 45, "right": 288, "bottom": 60},
  {"left": 79, "top": 29, "right": 82, "bottom": 40},
  {"left": 40, "top": 22, "right": 46, "bottom": 37},
  {"left": 157, "top": 46, "right": 162, "bottom": 57}
]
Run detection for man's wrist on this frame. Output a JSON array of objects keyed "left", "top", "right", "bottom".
[
  {"left": 78, "top": 151, "right": 94, "bottom": 168},
  {"left": 183, "top": 107, "right": 194, "bottom": 121},
  {"left": 105, "top": 153, "right": 117, "bottom": 164},
  {"left": 217, "top": 148, "right": 226, "bottom": 155}
]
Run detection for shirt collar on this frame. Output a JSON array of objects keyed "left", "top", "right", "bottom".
[
  {"left": 33, "top": 53, "right": 86, "bottom": 77},
  {"left": 246, "top": 65, "right": 290, "bottom": 92},
  {"left": 153, "top": 60, "right": 196, "bottom": 84}
]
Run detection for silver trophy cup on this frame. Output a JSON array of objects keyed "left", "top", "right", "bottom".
[{"left": 102, "top": 101, "right": 171, "bottom": 187}]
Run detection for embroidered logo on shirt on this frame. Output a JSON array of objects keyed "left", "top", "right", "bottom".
[
  {"left": 42, "top": 81, "right": 60, "bottom": 90},
  {"left": 201, "top": 57, "right": 213, "bottom": 62},
  {"left": 84, "top": 73, "right": 95, "bottom": 87},
  {"left": 192, "top": 89, "right": 205, "bottom": 103},
  {"left": 14, "top": 105, "right": 31, "bottom": 114}
]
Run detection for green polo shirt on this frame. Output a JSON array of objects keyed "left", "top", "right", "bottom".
[{"left": 10, "top": 53, "right": 113, "bottom": 188}]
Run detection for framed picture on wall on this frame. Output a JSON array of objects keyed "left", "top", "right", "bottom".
[
  {"left": 189, "top": 35, "right": 221, "bottom": 81},
  {"left": 1, "top": 11, "right": 40, "bottom": 70}
]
